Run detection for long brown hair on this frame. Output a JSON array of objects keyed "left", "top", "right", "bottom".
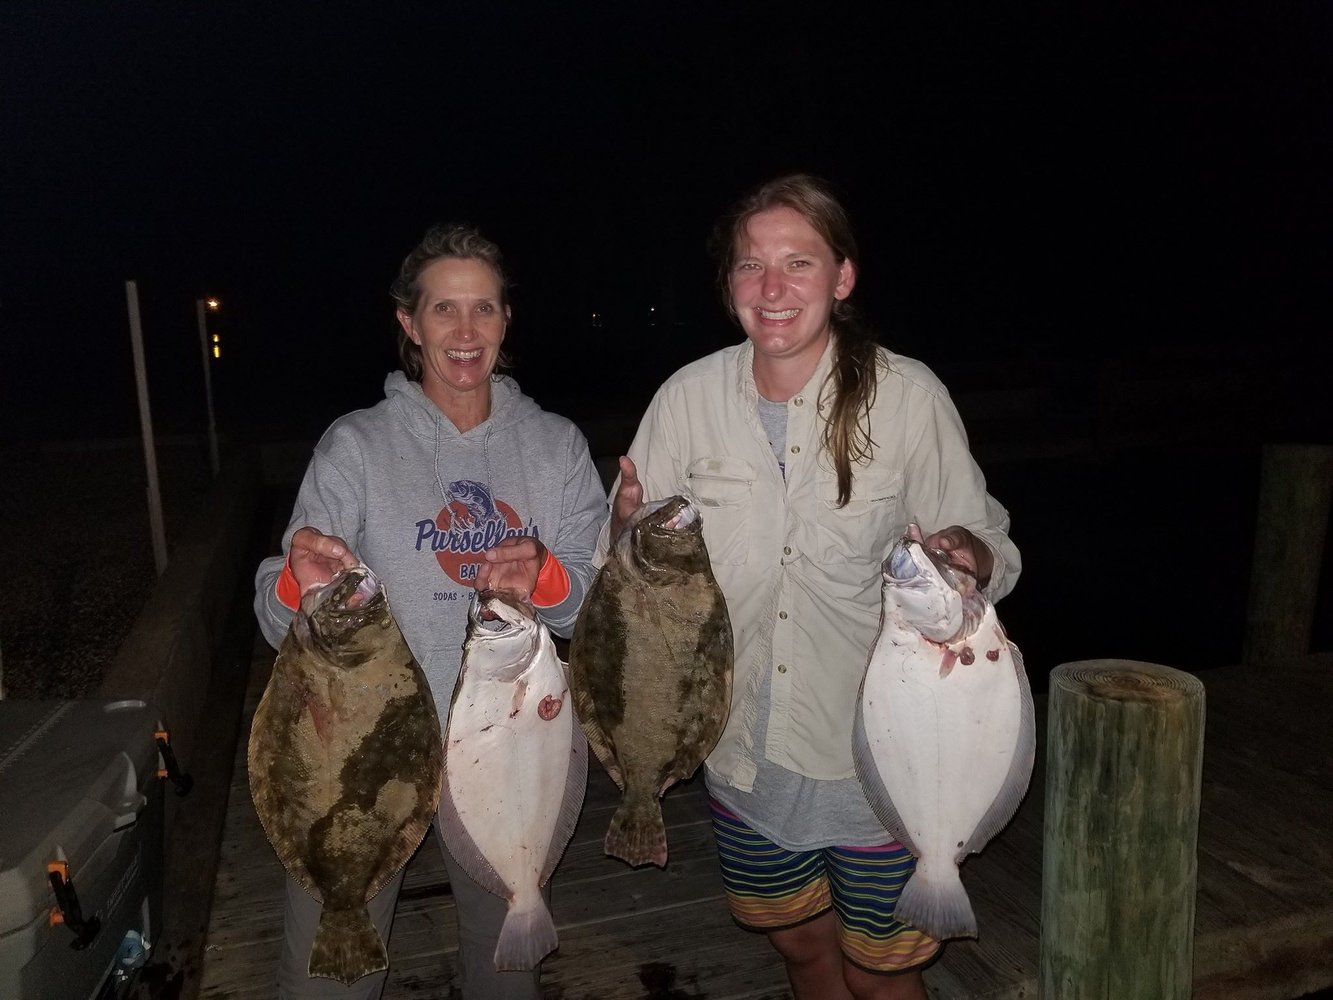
[
  {"left": 389, "top": 223, "right": 513, "bottom": 381},
  {"left": 713, "top": 174, "right": 881, "bottom": 506}
]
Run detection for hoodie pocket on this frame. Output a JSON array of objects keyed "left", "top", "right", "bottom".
[{"left": 684, "top": 457, "right": 755, "bottom": 566}]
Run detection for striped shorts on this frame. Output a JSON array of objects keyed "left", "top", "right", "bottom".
[{"left": 709, "top": 800, "right": 940, "bottom": 973}]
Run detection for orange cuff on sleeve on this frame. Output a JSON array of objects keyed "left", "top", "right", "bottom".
[
  {"left": 531, "top": 549, "right": 571, "bottom": 608},
  {"left": 276, "top": 557, "right": 301, "bottom": 611}
]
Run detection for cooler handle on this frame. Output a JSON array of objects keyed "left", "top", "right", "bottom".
[{"left": 47, "top": 860, "right": 102, "bottom": 949}]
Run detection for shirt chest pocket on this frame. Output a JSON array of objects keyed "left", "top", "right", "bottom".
[
  {"left": 684, "top": 457, "right": 755, "bottom": 566},
  {"left": 815, "top": 467, "right": 903, "bottom": 564}
]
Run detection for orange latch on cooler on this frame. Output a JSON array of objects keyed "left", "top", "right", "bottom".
[
  {"left": 154, "top": 730, "right": 170, "bottom": 778},
  {"left": 154, "top": 727, "right": 194, "bottom": 796},
  {"left": 46, "top": 861, "right": 69, "bottom": 926},
  {"left": 46, "top": 860, "right": 101, "bottom": 947}
]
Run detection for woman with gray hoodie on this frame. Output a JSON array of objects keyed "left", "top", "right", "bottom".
[{"left": 253, "top": 223, "right": 607, "bottom": 999}]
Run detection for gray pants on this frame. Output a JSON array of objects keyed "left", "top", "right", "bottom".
[{"left": 276, "top": 827, "right": 545, "bottom": 999}]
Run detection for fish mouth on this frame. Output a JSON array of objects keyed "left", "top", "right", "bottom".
[
  {"left": 304, "top": 565, "right": 383, "bottom": 616},
  {"left": 473, "top": 612, "right": 515, "bottom": 635},
  {"left": 296, "top": 565, "right": 388, "bottom": 660},
  {"left": 885, "top": 540, "right": 968, "bottom": 589},
  {"left": 884, "top": 527, "right": 967, "bottom": 587},
  {"left": 641, "top": 495, "right": 699, "bottom": 532},
  {"left": 469, "top": 589, "right": 535, "bottom": 633}
]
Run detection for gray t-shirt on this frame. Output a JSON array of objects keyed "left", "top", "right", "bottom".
[{"left": 706, "top": 395, "right": 891, "bottom": 851}]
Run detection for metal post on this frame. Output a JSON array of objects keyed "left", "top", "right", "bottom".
[
  {"left": 127, "top": 280, "right": 169, "bottom": 576},
  {"left": 195, "top": 298, "right": 220, "bottom": 476}
]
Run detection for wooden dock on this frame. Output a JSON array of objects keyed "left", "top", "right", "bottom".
[{"left": 199, "top": 640, "right": 1333, "bottom": 999}]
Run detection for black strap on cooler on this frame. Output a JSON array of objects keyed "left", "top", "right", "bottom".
[
  {"left": 154, "top": 728, "right": 194, "bottom": 796},
  {"left": 47, "top": 861, "right": 101, "bottom": 949}
]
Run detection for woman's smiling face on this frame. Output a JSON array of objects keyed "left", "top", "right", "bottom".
[
  {"left": 728, "top": 205, "right": 856, "bottom": 368},
  {"left": 396, "top": 256, "right": 509, "bottom": 406}
]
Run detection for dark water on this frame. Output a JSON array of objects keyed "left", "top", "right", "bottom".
[{"left": 980, "top": 440, "right": 1307, "bottom": 691}]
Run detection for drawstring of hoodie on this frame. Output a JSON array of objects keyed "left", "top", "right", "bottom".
[
  {"left": 433, "top": 420, "right": 447, "bottom": 504},
  {"left": 484, "top": 426, "right": 494, "bottom": 496},
  {"left": 430, "top": 409, "right": 497, "bottom": 505}
]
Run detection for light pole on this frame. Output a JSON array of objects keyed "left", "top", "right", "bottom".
[{"left": 195, "top": 297, "right": 221, "bottom": 476}]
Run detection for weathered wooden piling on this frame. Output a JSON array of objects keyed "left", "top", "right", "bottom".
[
  {"left": 1243, "top": 442, "right": 1333, "bottom": 666},
  {"left": 1039, "top": 660, "right": 1205, "bottom": 1000}
]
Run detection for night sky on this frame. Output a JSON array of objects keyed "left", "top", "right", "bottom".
[{"left": 2, "top": 2, "right": 1329, "bottom": 445}]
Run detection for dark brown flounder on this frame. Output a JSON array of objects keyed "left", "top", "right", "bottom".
[
  {"left": 249, "top": 566, "right": 442, "bottom": 985},
  {"left": 569, "top": 496, "right": 733, "bottom": 868}
]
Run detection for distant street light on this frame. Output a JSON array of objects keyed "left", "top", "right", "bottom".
[{"left": 196, "top": 297, "right": 221, "bottom": 475}]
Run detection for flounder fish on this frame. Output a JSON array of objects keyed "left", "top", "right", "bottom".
[
  {"left": 569, "top": 496, "right": 733, "bottom": 868},
  {"left": 853, "top": 524, "right": 1035, "bottom": 940},
  {"left": 437, "top": 590, "right": 587, "bottom": 971},
  {"left": 249, "top": 565, "right": 443, "bottom": 985}
]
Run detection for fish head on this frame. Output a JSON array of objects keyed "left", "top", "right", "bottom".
[
  {"left": 621, "top": 495, "right": 709, "bottom": 581},
  {"left": 293, "top": 565, "right": 392, "bottom": 667},
  {"left": 882, "top": 527, "right": 983, "bottom": 644},
  {"left": 463, "top": 589, "right": 541, "bottom": 682}
]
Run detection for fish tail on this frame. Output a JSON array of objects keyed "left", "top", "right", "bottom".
[
  {"left": 604, "top": 798, "right": 668, "bottom": 868},
  {"left": 893, "top": 862, "right": 978, "bottom": 941},
  {"left": 493, "top": 898, "right": 559, "bottom": 971},
  {"left": 307, "top": 906, "right": 388, "bottom": 985}
]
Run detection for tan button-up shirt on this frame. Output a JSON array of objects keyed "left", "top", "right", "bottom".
[{"left": 597, "top": 339, "right": 1020, "bottom": 791}]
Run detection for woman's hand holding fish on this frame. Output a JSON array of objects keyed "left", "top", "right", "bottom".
[
  {"left": 610, "top": 456, "right": 644, "bottom": 543},
  {"left": 477, "top": 536, "right": 546, "bottom": 598},
  {"left": 925, "top": 525, "right": 994, "bottom": 588},
  {"left": 289, "top": 526, "right": 360, "bottom": 593}
]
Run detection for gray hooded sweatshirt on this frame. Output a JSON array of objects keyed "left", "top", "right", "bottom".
[{"left": 254, "top": 371, "right": 608, "bottom": 724}]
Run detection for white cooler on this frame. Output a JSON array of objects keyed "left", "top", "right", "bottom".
[{"left": 0, "top": 699, "right": 166, "bottom": 1000}]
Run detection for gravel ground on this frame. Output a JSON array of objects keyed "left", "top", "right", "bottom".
[{"left": 1, "top": 438, "right": 216, "bottom": 700}]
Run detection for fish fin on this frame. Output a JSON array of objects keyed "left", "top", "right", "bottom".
[
  {"left": 939, "top": 648, "right": 958, "bottom": 678},
  {"left": 961, "top": 644, "right": 1036, "bottom": 857},
  {"left": 540, "top": 730, "right": 589, "bottom": 887},
  {"left": 571, "top": 684, "right": 624, "bottom": 788},
  {"left": 307, "top": 905, "right": 387, "bottom": 985},
  {"left": 493, "top": 898, "right": 559, "bottom": 971},
  {"left": 894, "top": 862, "right": 978, "bottom": 940},
  {"left": 852, "top": 690, "right": 920, "bottom": 856},
  {"left": 437, "top": 762, "right": 511, "bottom": 900},
  {"left": 509, "top": 677, "right": 528, "bottom": 717},
  {"left": 604, "top": 792, "right": 668, "bottom": 869}
]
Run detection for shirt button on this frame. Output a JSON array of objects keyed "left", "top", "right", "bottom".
[
  {"left": 777, "top": 664, "right": 787, "bottom": 674},
  {"left": 794, "top": 396, "right": 804, "bottom": 406},
  {"left": 778, "top": 611, "right": 788, "bottom": 620},
  {"left": 790, "top": 445, "right": 800, "bottom": 454},
  {"left": 783, "top": 546, "right": 792, "bottom": 556}
]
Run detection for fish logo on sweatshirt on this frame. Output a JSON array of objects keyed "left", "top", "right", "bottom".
[{"left": 414, "top": 479, "right": 538, "bottom": 586}]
